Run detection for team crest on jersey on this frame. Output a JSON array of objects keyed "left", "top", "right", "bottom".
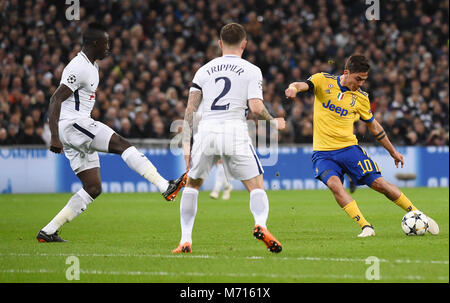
[
  {"left": 337, "top": 92, "right": 344, "bottom": 101},
  {"left": 328, "top": 84, "right": 333, "bottom": 88},
  {"left": 67, "top": 74, "right": 77, "bottom": 84},
  {"left": 350, "top": 94, "right": 357, "bottom": 107}
]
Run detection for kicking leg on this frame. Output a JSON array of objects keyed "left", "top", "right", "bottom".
[
  {"left": 38, "top": 168, "right": 100, "bottom": 242},
  {"left": 326, "top": 176, "right": 374, "bottom": 237},
  {"left": 370, "top": 177, "right": 439, "bottom": 235},
  {"left": 108, "top": 133, "right": 187, "bottom": 200}
]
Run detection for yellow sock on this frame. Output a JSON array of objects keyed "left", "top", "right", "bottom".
[
  {"left": 394, "top": 193, "right": 417, "bottom": 212},
  {"left": 343, "top": 200, "right": 371, "bottom": 229}
]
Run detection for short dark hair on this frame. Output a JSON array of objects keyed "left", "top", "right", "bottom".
[
  {"left": 220, "top": 23, "right": 247, "bottom": 46},
  {"left": 345, "top": 54, "right": 370, "bottom": 73},
  {"left": 83, "top": 22, "right": 107, "bottom": 46}
]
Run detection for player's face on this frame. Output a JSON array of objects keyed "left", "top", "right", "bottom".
[
  {"left": 345, "top": 71, "right": 368, "bottom": 91},
  {"left": 96, "top": 32, "right": 110, "bottom": 60}
]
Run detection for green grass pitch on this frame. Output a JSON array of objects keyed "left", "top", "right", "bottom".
[{"left": 0, "top": 187, "right": 448, "bottom": 283}]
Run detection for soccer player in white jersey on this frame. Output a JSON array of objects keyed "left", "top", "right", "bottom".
[
  {"left": 173, "top": 23, "right": 286, "bottom": 253},
  {"left": 36, "top": 23, "right": 187, "bottom": 243}
]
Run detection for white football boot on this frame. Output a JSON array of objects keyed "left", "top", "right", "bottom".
[
  {"left": 426, "top": 216, "right": 440, "bottom": 235},
  {"left": 209, "top": 191, "right": 219, "bottom": 199},
  {"left": 357, "top": 226, "right": 376, "bottom": 238},
  {"left": 222, "top": 184, "right": 233, "bottom": 200}
]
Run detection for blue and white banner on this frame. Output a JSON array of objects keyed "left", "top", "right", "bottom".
[{"left": 0, "top": 146, "right": 448, "bottom": 194}]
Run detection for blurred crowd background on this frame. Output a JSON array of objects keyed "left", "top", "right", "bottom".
[{"left": 0, "top": 0, "right": 448, "bottom": 147}]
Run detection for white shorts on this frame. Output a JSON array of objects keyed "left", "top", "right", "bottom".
[
  {"left": 59, "top": 117, "right": 115, "bottom": 174},
  {"left": 188, "top": 120, "right": 264, "bottom": 181}
]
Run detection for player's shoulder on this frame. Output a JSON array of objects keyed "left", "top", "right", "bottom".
[
  {"left": 322, "top": 72, "right": 338, "bottom": 79},
  {"left": 308, "top": 72, "right": 336, "bottom": 79},
  {"left": 355, "top": 88, "right": 370, "bottom": 101},
  {"left": 195, "top": 57, "right": 217, "bottom": 74},
  {"left": 308, "top": 72, "right": 337, "bottom": 86},
  {"left": 64, "top": 52, "right": 88, "bottom": 71}
]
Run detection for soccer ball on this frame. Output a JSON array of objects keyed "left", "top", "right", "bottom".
[{"left": 401, "top": 210, "right": 429, "bottom": 236}]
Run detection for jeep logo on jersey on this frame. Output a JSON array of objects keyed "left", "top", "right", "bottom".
[
  {"left": 322, "top": 100, "right": 348, "bottom": 117},
  {"left": 67, "top": 74, "right": 77, "bottom": 84}
]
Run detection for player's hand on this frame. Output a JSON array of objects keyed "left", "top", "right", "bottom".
[
  {"left": 274, "top": 117, "right": 286, "bottom": 130},
  {"left": 391, "top": 151, "right": 404, "bottom": 168},
  {"left": 50, "top": 136, "right": 63, "bottom": 154},
  {"left": 285, "top": 86, "right": 297, "bottom": 99}
]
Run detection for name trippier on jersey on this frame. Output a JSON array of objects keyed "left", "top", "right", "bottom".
[{"left": 206, "top": 64, "right": 244, "bottom": 76}]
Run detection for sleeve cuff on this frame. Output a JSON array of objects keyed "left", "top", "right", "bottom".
[{"left": 360, "top": 116, "right": 374, "bottom": 123}]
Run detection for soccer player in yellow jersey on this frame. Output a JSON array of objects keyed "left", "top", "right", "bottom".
[{"left": 285, "top": 55, "right": 439, "bottom": 237}]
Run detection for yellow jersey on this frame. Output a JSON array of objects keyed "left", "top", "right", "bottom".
[{"left": 307, "top": 72, "right": 373, "bottom": 151}]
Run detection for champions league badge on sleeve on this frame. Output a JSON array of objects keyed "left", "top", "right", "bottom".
[{"left": 67, "top": 74, "right": 77, "bottom": 84}]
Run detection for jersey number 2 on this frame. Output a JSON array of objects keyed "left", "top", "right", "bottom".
[{"left": 211, "top": 77, "right": 231, "bottom": 110}]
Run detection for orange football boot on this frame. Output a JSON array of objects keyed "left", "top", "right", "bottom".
[
  {"left": 252, "top": 225, "right": 282, "bottom": 253},
  {"left": 172, "top": 242, "right": 192, "bottom": 253}
]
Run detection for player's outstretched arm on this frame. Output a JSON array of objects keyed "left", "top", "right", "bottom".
[
  {"left": 248, "top": 98, "right": 285, "bottom": 130},
  {"left": 182, "top": 90, "right": 203, "bottom": 169},
  {"left": 367, "top": 119, "right": 404, "bottom": 168},
  {"left": 285, "top": 82, "right": 310, "bottom": 99},
  {"left": 48, "top": 84, "right": 73, "bottom": 154}
]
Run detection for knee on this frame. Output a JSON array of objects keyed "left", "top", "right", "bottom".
[
  {"left": 370, "top": 178, "right": 388, "bottom": 194},
  {"left": 326, "top": 177, "right": 343, "bottom": 193},
  {"left": 109, "top": 134, "right": 132, "bottom": 154},
  {"left": 84, "top": 184, "right": 102, "bottom": 199}
]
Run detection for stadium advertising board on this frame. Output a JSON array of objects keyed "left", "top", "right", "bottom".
[{"left": 0, "top": 146, "right": 448, "bottom": 194}]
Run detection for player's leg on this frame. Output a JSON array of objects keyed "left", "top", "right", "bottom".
[
  {"left": 172, "top": 177, "right": 203, "bottom": 253},
  {"left": 38, "top": 168, "right": 100, "bottom": 242},
  {"left": 221, "top": 180, "right": 233, "bottom": 200},
  {"left": 241, "top": 174, "right": 282, "bottom": 253},
  {"left": 313, "top": 149, "right": 374, "bottom": 237},
  {"left": 104, "top": 131, "right": 186, "bottom": 201},
  {"left": 210, "top": 161, "right": 224, "bottom": 199},
  {"left": 346, "top": 174, "right": 357, "bottom": 193},
  {"left": 370, "top": 177, "right": 439, "bottom": 235},
  {"left": 107, "top": 133, "right": 168, "bottom": 192},
  {"left": 227, "top": 142, "right": 281, "bottom": 253},
  {"left": 242, "top": 174, "right": 268, "bottom": 228},
  {"left": 221, "top": 161, "right": 233, "bottom": 200},
  {"left": 325, "top": 175, "right": 374, "bottom": 237},
  {"left": 172, "top": 140, "right": 216, "bottom": 253},
  {"left": 210, "top": 160, "right": 232, "bottom": 200}
]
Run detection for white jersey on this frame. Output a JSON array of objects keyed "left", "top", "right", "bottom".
[
  {"left": 190, "top": 55, "right": 263, "bottom": 122},
  {"left": 59, "top": 51, "right": 99, "bottom": 120}
]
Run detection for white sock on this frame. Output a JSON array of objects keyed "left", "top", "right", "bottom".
[
  {"left": 249, "top": 189, "right": 269, "bottom": 228},
  {"left": 121, "top": 146, "right": 169, "bottom": 192},
  {"left": 212, "top": 164, "right": 226, "bottom": 192},
  {"left": 179, "top": 187, "right": 199, "bottom": 244},
  {"left": 42, "top": 189, "right": 94, "bottom": 234}
]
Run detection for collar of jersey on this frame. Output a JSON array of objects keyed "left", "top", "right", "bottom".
[
  {"left": 80, "top": 51, "right": 94, "bottom": 65},
  {"left": 336, "top": 75, "right": 350, "bottom": 92},
  {"left": 222, "top": 55, "right": 240, "bottom": 58}
]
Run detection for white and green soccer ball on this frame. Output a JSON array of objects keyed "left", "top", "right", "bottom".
[{"left": 401, "top": 210, "right": 429, "bottom": 236}]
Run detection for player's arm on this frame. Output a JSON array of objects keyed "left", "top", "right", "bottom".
[
  {"left": 182, "top": 90, "right": 202, "bottom": 169},
  {"left": 366, "top": 118, "right": 404, "bottom": 168},
  {"left": 248, "top": 98, "right": 285, "bottom": 130},
  {"left": 285, "top": 80, "right": 314, "bottom": 98},
  {"left": 48, "top": 84, "right": 73, "bottom": 154}
]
